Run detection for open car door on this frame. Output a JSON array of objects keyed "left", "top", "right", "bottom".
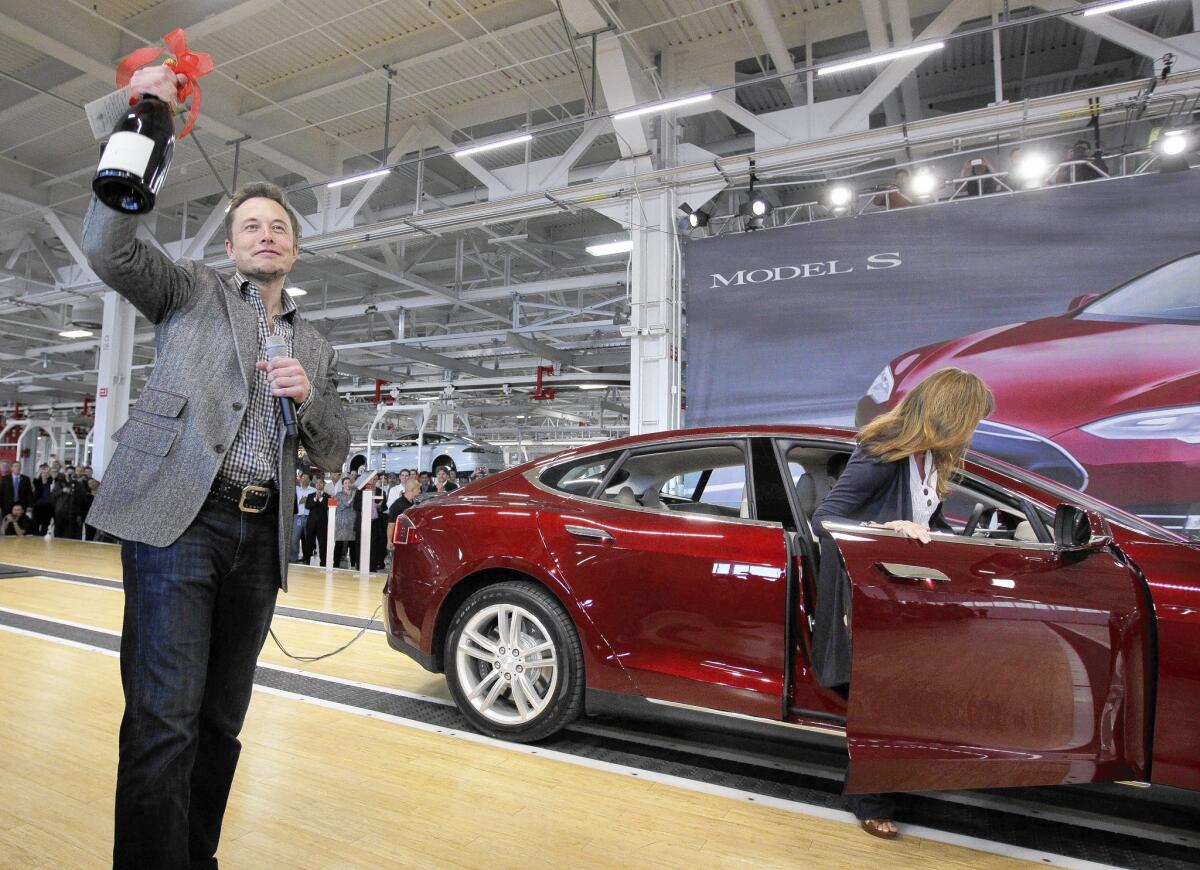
[{"left": 820, "top": 519, "right": 1151, "bottom": 794}]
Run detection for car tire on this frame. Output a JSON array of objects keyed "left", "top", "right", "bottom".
[{"left": 444, "top": 581, "right": 584, "bottom": 742}]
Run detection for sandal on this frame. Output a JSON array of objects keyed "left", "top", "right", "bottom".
[{"left": 860, "top": 819, "right": 899, "bottom": 840}]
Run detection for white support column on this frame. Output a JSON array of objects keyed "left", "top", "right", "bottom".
[
  {"left": 992, "top": 1, "right": 1005, "bottom": 103},
  {"left": 358, "top": 479, "right": 374, "bottom": 579},
  {"left": 90, "top": 290, "right": 136, "bottom": 478},
  {"left": 627, "top": 191, "right": 680, "bottom": 434}
]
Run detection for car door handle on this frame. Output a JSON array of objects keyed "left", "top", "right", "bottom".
[
  {"left": 565, "top": 524, "right": 614, "bottom": 543},
  {"left": 874, "top": 562, "right": 950, "bottom": 583}
]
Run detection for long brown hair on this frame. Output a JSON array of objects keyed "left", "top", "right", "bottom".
[{"left": 857, "top": 367, "right": 995, "bottom": 498}]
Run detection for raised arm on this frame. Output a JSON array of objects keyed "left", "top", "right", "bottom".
[
  {"left": 81, "top": 198, "right": 198, "bottom": 324},
  {"left": 81, "top": 64, "right": 197, "bottom": 324}
]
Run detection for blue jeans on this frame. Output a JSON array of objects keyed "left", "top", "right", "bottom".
[{"left": 114, "top": 495, "right": 280, "bottom": 870}]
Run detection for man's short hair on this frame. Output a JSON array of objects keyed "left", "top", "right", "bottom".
[{"left": 224, "top": 182, "right": 301, "bottom": 246}]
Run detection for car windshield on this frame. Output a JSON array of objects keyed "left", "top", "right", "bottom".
[
  {"left": 1081, "top": 254, "right": 1200, "bottom": 323},
  {"left": 968, "top": 452, "right": 1185, "bottom": 543}
]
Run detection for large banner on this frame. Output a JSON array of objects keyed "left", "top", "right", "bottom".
[{"left": 684, "top": 171, "right": 1200, "bottom": 532}]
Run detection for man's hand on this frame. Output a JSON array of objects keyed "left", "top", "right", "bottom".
[
  {"left": 129, "top": 64, "right": 188, "bottom": 111},
  {"left": 257, "top": 357, "right": 311, "bottom": 405}
]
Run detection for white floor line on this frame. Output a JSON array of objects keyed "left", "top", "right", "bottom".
[
  {"left": 0, "top": 621, "right": 119, "bottom": 657},
  {"left": 6, "top": 571, "right": 384, "bottom": 629},
  {"left": 0, "top": 605, "right": 452, "bottom": 707}
]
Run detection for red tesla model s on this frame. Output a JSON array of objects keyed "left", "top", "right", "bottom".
[
  {"left": 855, "top": 252, "right": 1200, "bottom": 538},
  {"left": 385, "top": 426, "right": 1200, "bottom": 796}
]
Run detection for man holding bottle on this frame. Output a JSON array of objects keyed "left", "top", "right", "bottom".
[{"left": 82, "top": 63, "right": 349, "bottom": 870}]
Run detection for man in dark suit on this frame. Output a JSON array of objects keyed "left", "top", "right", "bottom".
[
  {"left": 0, "top": 459, "right": 33, "bottom": 517},
  {"left": 83, "top": 63, "right": 349, "bottom": 870}
]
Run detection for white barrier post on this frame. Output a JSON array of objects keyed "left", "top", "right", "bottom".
[
  {"left": 325, "top": 495, "right": 337, "bottom": 571},
  {"left": 358, "top": 478, "right": 373, "bottom": 579}
]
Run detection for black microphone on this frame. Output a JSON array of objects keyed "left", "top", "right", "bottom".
[{"left": 262, "top": 334, "right": 299, "bottom": 438}]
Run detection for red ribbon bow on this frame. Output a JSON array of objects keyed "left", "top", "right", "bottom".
[{"left": 115, "top": 28, "right": 213, "bottom": 139}]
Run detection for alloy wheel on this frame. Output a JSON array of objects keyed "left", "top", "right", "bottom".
[{"left": 454, "top": 603, "right": 559, "bottom": 726}]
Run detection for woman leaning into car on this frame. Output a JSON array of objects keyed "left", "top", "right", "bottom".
[{"left": 810, "top": 366, "right": 995, "bottom": 840}]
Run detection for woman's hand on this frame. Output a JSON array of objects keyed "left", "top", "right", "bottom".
[{"left": 870, "top": 520, "right": 932, "bottom": 544}]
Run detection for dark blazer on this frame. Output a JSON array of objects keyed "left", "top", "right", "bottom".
[
  {"left": 808, "top": 446, "right": 951, "bottom": 688},
  {"left": 811, "top": 447, "right": 950, "bottom": 532},
  {"left": 1, "top": 473, "right": 33, "bottom": 514}
]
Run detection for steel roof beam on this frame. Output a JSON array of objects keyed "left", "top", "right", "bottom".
[{"left": 742, "top": 0, "right": 806, "bottom": 108}]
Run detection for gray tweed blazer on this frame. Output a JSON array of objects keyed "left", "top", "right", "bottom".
[{"left": 81, "top": 198, "right": 349, "bottom": 590}]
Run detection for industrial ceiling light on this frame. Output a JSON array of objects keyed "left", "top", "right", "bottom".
[
  {"left": 613, "top": 93, "right": 713, "bottom": 121},
  {"left": 1082, "top": 0, "right": 1164, "bottom": 15},
  {"left": 327, "top": 167, "right": 391, "bottom": 188},
  {"left": 1159, "top": 129, "right": 1190, "bottom": 156},
  {"left": 1012, "top": 151, "right": 1052, "bottom": 188},
  {"left": 1155, "top": 128, "right": 1192, "bottom": 172},
  {"left": 826, "top": 183, "right": 854, "bottom": 213},
  {"left": 284, "top": 286, "right": 307, "bottom": 297},
  {"left": 741, "top": 164, "right": 771, "bottom": 229},
  {"left": 453, "top": 133, "right": 534, "bottom": 159},
  {"left": 817, "top": 42, "right": 945, "bottom": 76},
  {"left": 58, "top": 329, "right": 94, "bottom": 339},
  {"left": 906, "top": 167, "right": 939, "bottom": 200},
  {"left": 679, "top": 203, "right": 711, "bottom": 229},
  {"left": 586, "top": 239, "right": 633, "bottom": 256}
]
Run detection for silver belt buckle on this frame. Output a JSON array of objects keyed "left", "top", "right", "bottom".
[{"left": 238, "top": 484, "right": 271, "bottom": 514}]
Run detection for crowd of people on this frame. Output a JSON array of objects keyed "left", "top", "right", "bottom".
[
  {"left": 292, "top": 465, "right": 489, "bottom": 570},
  {"left": 1, "top": 454, "right": 488, "bottom": 557},
  {"left": 0, "top": 457, "right": 108, "bottom": 540}
]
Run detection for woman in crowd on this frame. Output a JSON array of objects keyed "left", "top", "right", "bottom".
[
  {"left": 332, "top": 477, "right": 359, "bottom": 569},
  {"left": 811, "top": 367, "right": 994, "bottom": 840},
  {"left": 32, "top": 464, "right": 55, "bottom": 535}
]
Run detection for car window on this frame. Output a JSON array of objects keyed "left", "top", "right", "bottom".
[
  {"left": 604, "top": 443, "right": 750, "bottom": 519},
  {"left": 967, "top": 452, "right": 1183, "bottom": 542},
  {"left": 1082, "top": 254, "right": 1200, "bottom": 323},
  {"left": 940, "top": 473, "right": 1043, "bottom": 540},
  {"left": 540, "top": 453, "right": 619, "bottom": 498}
]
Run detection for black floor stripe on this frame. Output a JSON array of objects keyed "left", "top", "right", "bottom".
[
  {"left": 0, "top": 564, "right": 383, "bottom": 632},
  {"left": 3, "top": 608, "right": 1198, "bottom": 869}
]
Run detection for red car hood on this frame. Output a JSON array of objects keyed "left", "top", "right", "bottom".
[{"left": 896, "top": 315, "right": 1200, "bottom": 436}]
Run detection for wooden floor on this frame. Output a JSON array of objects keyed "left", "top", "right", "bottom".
[{"left": 0, "top": 537, "right": 1039, "bottom": 869}]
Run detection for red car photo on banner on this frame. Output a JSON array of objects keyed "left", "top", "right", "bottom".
[{"left": 856, "top": 251, "right": 1200, "bottom": 538}]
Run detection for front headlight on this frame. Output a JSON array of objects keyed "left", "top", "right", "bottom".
[
  {"left": 866, "top": 365, "right": 895, "bottom": 404},
  {"left": 1081, "top": 405, "right": 1200, "bottom": 443}
]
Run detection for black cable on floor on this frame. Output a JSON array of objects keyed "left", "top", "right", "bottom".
[{"left": 268, "top": 604, "right": 384, "bottom": 662}]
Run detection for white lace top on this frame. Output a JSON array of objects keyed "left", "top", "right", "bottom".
[{"left": 908, "top": 451, "right": 939, "bottom": 527}]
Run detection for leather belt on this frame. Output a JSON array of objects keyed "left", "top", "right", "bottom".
[{"left": 209, "top": 478, "right": 278, "bottom": 514}]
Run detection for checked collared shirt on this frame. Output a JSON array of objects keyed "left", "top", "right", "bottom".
[{"left": 217, "top": 272, "right": 304, "bottom": 487}]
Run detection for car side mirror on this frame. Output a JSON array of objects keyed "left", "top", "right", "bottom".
[
  {"left": 1053, "top": 503, "right": 1111, "bottom": 551},
  {"left": 1067, "top": 292, "right": 1099, "bottom": 312}
]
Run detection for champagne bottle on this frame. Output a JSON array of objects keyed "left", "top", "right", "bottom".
[{"left": 92, "top": 95, "right": 176, "bottom": 214}]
